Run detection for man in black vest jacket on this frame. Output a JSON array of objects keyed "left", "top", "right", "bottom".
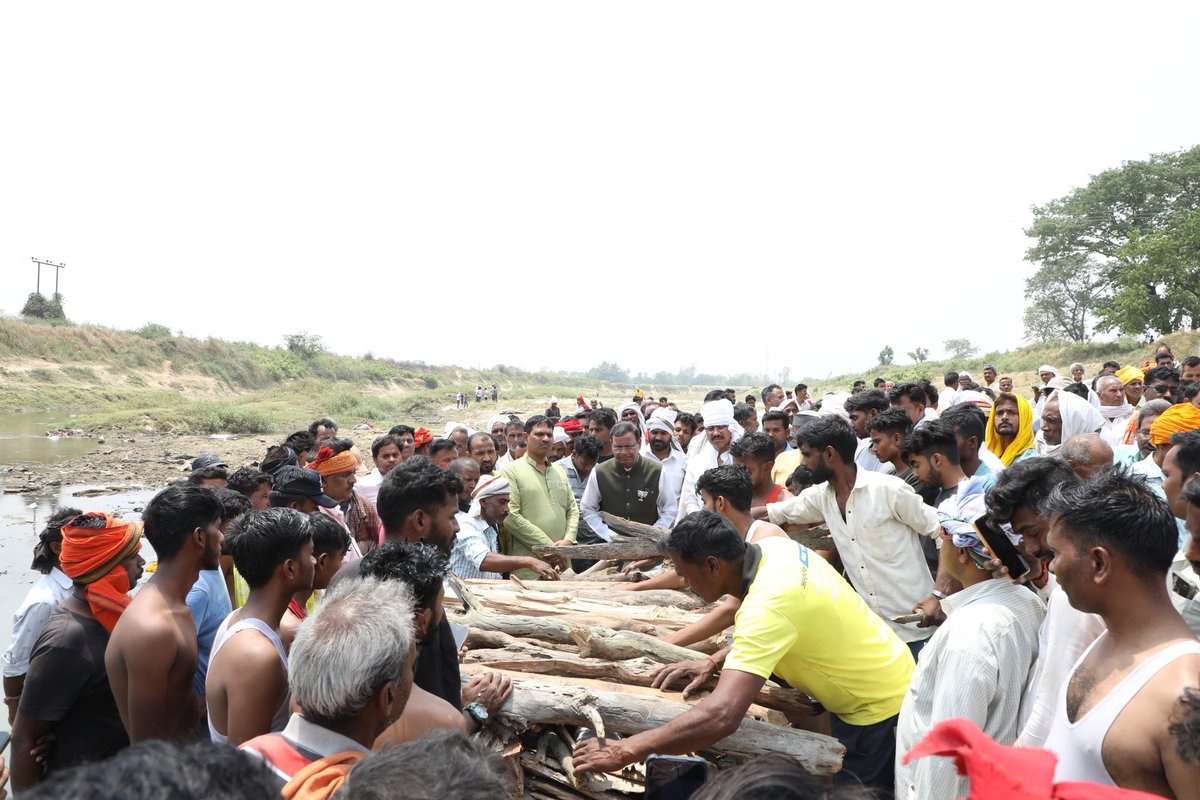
[{"left": 580, "top": 422, "right": 678, "bottom": 539}]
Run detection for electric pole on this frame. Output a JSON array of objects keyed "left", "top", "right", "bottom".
[{"left": 32, "top": 257, "right": 66, "bottom": 295}]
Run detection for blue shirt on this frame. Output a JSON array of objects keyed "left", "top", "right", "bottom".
[{"left": 186, "top": 568, "right": 232, "bottom": 696}]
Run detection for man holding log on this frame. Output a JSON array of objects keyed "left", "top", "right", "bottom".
[{"left": 573, "top": 510, "right": 913, "bottom": 791}]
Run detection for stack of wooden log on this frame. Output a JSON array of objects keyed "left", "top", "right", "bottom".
[{"left": 448, "top": 514, "right": 843, "bottom": 798}]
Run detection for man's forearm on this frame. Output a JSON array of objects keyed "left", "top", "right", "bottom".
[
  {"left": 610, "top": 696, "right": 742, "bottom": 763},
  {"left": 10, "top": 730, "right": 43, "bottom": 792},
  {"left": 479, "top": 553, "right": 545, "bottom": 574},
  {"left": 4, "top": 675, "right": 25, "bottom": 725}
]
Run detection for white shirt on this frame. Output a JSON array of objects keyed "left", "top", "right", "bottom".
[
  {"left": 355, "top": 467, "right": 384, "bottom": 505},
  {"left": 580, "top": 459, "right": 679, "bottom": 541},
  {"left": 1099, "top": 412, "right": 1136, "bottom": 447},
  {"left": 495, "top": 451, "right": 514, "bottom": 471},
  {"left": 641, "top": 443, "right": 686, "bottom": 504},
  {"left": 677, "top": 446, "right": 733, "bottom": 522},
  {"left": 1017, "top": 572, "right": 1106, "bottom": 747},
  {"left": 896, "top": 579, "right": 1046, "bottom": 800},
  {"left": 767, "top": 469, "right": 940, "bottom": 642},
  {"left": 938, "top": 387, "right": 958, "bottom": 411},
  {"left": 2, "top": 567, "right": 73, "bottom": 677}
]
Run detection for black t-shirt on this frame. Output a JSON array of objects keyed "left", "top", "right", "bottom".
[
  {"left": 413, "top": 614, "right": 462, "bottom": 710},
  {"left": 18, "top": 605, "right": 129, "bottom": 774}
]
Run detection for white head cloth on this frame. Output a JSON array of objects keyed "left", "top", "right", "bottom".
[
  {"left": 700, "top": 399, "right": 736, "bottom": 429},
  {"left": 1038, "top": 388, "right": 1105, "bottom": 455},
  {"left": 553, "top": 427, "right": 570, "bottom": 444},
  {"left": 1038, "top": 364, "right": 1058, "bottom": 378},
  {"left": 487, "top": 414, "right": 511, "bottom": 432},
  {"left": 469, "top": 475, "right": 511, "bottom": 516}
]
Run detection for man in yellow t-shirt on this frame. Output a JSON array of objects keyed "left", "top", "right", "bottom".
[{"left": 573, "top": 510, "right": 914, "bottom": 790}]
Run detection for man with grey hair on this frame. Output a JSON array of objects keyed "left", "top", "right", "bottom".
[
  {"left": 240, "top": 576, "right": 416, "bottom": 792},
  {"left": 1131, "top": 400, "right": 1175, "bottom": 485},
  {"left": 1059, "top": 434, "right": 1114, "bottom": 480},
  {"left": 1095, "top": 374, "right": 1136, "bottom": 447}
]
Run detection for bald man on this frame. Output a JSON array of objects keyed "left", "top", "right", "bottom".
[{"left": 1060, "top": 434, "right": 1114, "bottom": 480}]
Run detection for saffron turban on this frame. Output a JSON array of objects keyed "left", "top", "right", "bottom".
[
  {"left": 557, "top": 418, "right": 584, "bottom": 434},
  {"left": 904, "top": 718, "right": 1164, "bottom": 800},
  {"left": 469, "top": 475, "right": 511, "bottom": 516},
  {"left": 1116, "top": 366, "right": 1144, "bottom": 385},
  {"left": 985, "top": 394, "right": 1036, "bottom": 466},
  {"left": 59, "top": 513, "right": 143, "bottom": 633},
  {"left": 699, "top": 399, "right": 735, "bottom": 429},
  {"left": 308, "top": 446, "right": 358, "bottom": 476},
  {"left": 1150, "top": 402, "right": 1200, "bottom": 447},
  {"left": 413, "top": 427, "right": 433, "bottom": 448}
]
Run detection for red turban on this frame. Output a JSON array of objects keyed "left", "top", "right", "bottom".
[
  {"left": 905, "top": 719, "right": 1164, "bottom": 799},
  {"left": 557, "top": 418, "right": 584, "bottom": 434},
  {"left": 59, "top": 513, "right": 143, "bottom": 633},
  {"left": 413, "top": 427, "right": 433, "bottom": 448}
]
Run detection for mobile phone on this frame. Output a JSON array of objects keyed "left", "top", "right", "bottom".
[
  {"left": 972, "top": 514, "right": 1029, "bottom": 581},
  {"left": 0, "top": 729, "right": 10, "bottom": 752},
  {"left": 450, "top": 622, "right": 470, "bottom": 651},
  {"left": 645, "top": 754, "right": 711, "bottom": 800}
]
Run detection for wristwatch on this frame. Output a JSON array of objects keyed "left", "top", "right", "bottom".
[{"left": 464, "top": 701, "right": 489, "bottom": 727}]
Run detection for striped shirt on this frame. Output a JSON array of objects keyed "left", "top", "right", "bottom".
[{"left": 450, "top": 512, "right": 503, "bottom": 580}]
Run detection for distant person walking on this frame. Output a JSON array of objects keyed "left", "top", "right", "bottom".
[
  {"left": 491, "top": 384, "right": 498, "bottom": 402},
  {"left": 476, "top": 386, "right": 483, "bottom": 403}
]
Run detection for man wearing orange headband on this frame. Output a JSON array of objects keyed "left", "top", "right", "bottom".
[
  {"left": 310, "top": 444, "right": 380, "bottom": 556},
  {"left": 10, "top": 512, "right": 144, "bottom": 793}
]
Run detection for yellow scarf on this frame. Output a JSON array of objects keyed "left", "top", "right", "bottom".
[{"left": 985, "top": 394, "right": 1036, "bottom": 466}]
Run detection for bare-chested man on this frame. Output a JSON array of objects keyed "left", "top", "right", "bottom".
[
  {"left": 106, "top": 486, "right": 224, "bottom": 742},
  {"left": 730, "top": 433, "right": 791, "bottom": 508},
  {"left": 279, "top": 512, "right": 350, "bottom": 652},
  {"left": 206, "top": 508, "right": 314, "bottom": 745},
  {"left": 1043, "top": 469, "right": 1200, "bottom": 796}
]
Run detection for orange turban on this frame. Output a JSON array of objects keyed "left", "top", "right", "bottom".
[
  {"left": 1150, "top": 402, "right": 1200, "bottom": 447},
  {"left": 59, "top": 513, "right": 143, "bottom": 632},
  {"left": 309, "top": 446, "right": 358, "bottom": 476},
  {"left": 413, "top": 427, "right": 433, "bottom": 448}
]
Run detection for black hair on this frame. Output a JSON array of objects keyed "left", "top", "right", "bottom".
[
  {"left": 844, "top": 388, "right": 889, "bottom": 414},
  {"left": 730, "top": 432, "right": 776, "bottom": 465},
  {"left": 761, "top": 410, "right": 790, "bottom": 428},
  {"left": 523, "top": 415, "right": 552, "bottom": 434},
  {"left": 1184, "top": 356, "right": 1200, "bottom": 369},
  {"left": 505, "top": 419, "right": 526, "bottom": 434},
  {"left": 696, "top": 465, "right": 753, "bottom": 512},
  {"left": 944, "top": 371, "right": 960, "bottom": 386},
  {"left": 186, "top": 466, "right": 228, "bottom": 485},
  {"left": 691, "top": 752, "right": 876, "bottom": 800},
  {"left": 905, "top": 420, "right": 960, "bottom": 465},
  {"left": 888, "top": 382, "right": 927, "bottom": 408},
  {"left": 703, "top": 389, "right": 728, "bottom": 402},
  {"left": 659, "top": 510, "right": 746, "bottom": 565},
  {"left": 866, "top": 407, "right": 913, "bottom": 437},
  {"left": 588, "top": 408, "right": 618, "bottom": 430},
  {"left": 1063, "top": 382, "right": 1090, "bottom": 401},
  {"left": 986, "top": 456, "right": 1079, "bottom": 524},
  {"left": 794, "top": 417, "right": 856, "bottom": 463},
  {"left": 376, "top": 458, "right": 463, "bottom": 535},
  {"left": 1170, "top": 431, "right": 1200, "bottom": 479},
  {"left": 31, "top": 506, "right": 83, "bottom": 574},
  {"left": 675, "top": 412, "right": 698, "bottom": 433},
  {"left": 1102, "top": 360, "right": 1121, "bottom": 371},
  {"left": 285, "top": 430, "right": 317, "bottom": 453},
  {"left": 23, "top": 739, "right": 279, "bottom": 800},
  {"left": 358, "top": 541, "right": 449, "bottom": 611},
  {"left": 1044, "top": 469, "right": 1178, "bottom": 577},
  {"left": 308, "top": 511, "right": 352, "bottom": 556},
  {"left": 610, "top": 421, "right": 640, "bottom": 441},
  {"left": 337, "top": 730, "right": 506, "bottom": 800},
  {"left": 572, "top": 434, "right": 602, "bottom": 461},
  {"left": 745, "top": 394, "right": 757, "bottom": 404},
  {"left": 309, "top": 417, "right": 337, "bottom": 437},
  {"left": 226, "top": 467, "right": 272, "bottom": 497},
  {"left": 938, "top": 403, "right": 987, "bottom": 444},
  {"left": 785, "top": 466, "right": 817, "bottom": 494},
  {"left": 324, "top": 437, "right": 354, "bottom": 456},
  {"left": 210, "top": 487, "right": 252, "bottom": 523},
  {"left": 371, "top": 434, "right": 404, "bottom": 458},
  {"left": 467, "top": 431, "right": 495, "bottom": 452},
  {"left": 794, "top": 383, "right": 809, "bottom": 393},
  {"left": 389, "top": 424, "right": 415, "bottom": 437},
  {"left": 732, "top": 403, "right": 757, "bottom": 424},
  {"left": 260, "top": 446, "right": 297, "bottom": 475},
  {"left": 428, "top": 439, "right": 458, "bottom": 458},
  {"left": 760, "top": 384, "right": 782, "bottom": 403},
  {"left": 919, "top": 379, "right": 939, "bottom": 408},
  {"left": 225, "top": 508, "right": 313, "bottom": 588},
  {"left": 1145, "top": 366, "right": 1181, "bottom": 385},
  {"left": 141, "top": 485, "right": 225, "bottom": 561}
]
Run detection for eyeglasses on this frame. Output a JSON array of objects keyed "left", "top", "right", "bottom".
[{"left": 612, "top": 444, "right": 640, "bottom": 452}]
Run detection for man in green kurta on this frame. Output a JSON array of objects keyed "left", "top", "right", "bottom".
[{"left": 500, "top": 415, "right": 578, "bottom": 579}]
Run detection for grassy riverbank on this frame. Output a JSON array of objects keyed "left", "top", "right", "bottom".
[{"left": 1, "top": 316, "right": 1193, "bottom": 434}]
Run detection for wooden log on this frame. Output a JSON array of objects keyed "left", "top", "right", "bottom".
[
  {"left": 464, "top": 667, "right": 843, "bottom": 773},
  {"left": 534, "top": 539, "right": 660, "bottom": 561},
  {"left": 598, "top": 512, "right": 668, "bottom": 540},
  {"left": 788, "top": 528, "right": 834, "bottom": 552},
  {"left": 570, "top": 624, "right": 708, "bottom": 665}
]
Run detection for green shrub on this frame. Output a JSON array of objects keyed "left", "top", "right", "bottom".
[
  {"left": 134, "top": 323, "right": 172, "bottom": 340},
  {"left": 422, "top": 374, "right": 439, "bottom": 389}
]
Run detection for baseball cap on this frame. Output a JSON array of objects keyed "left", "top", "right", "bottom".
[
  {"left": 191, "top": 453, "right": 228, "bottom": 471},
  {"left": 271, "top": 465, "right": 338, "bottom": 508}
]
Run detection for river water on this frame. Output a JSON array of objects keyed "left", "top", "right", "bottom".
[{"left": 1, "top": 414, "right": 159, "bottom": 663}]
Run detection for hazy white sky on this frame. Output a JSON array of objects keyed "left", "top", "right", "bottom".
[{"left": 4, "top": 2, "right": 1198, "bottom": 381}]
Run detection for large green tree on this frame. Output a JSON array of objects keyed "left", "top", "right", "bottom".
[
  {"left": 1024, "top": 146, "right": 1200, "bottom": 339},
  {"left": 1105, "top": 207, "right": 1200, "bottom": 334},
  {"left": 1022, "top": 254, "right": 1103, "bottom": 342}
]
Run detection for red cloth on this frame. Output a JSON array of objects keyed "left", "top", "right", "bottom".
[
  {"left": 766, "top": 484, "right": 785, "bottom": 504},
  {"left": 59, "top": 513, "right": 143, "bottom": 633},
  {"left": 558, "top": 418, "right": 584, "bottom": 434},
  {"left": 413, "top": 427, "right": 433, "bottom": 448},
  {"left": 287, "top": 598, "right": 308, "bottom": 620},
  {"left": 904, "top": 719, "right": 1166, "bottom": 799}
]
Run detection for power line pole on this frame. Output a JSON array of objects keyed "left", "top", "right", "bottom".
[{"left": 31, "top": 257, "right": 66, "bottom": 295}]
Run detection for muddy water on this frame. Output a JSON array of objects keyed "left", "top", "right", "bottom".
[{"left": 1, "top": 411, "right": 99, "bottom": 465}]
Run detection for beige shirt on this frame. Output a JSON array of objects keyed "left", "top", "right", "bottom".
[{"left": 767, "top": 468, "right": 939, "bottom": 642}]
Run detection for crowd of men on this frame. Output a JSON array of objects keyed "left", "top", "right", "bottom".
[{"left": 7, "top": 347, "right": 1200, "bottom": 799}]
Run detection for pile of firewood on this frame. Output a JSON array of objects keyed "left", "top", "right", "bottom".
[{"left": 449, "top": 513, "right": 843, "bottom": 798}]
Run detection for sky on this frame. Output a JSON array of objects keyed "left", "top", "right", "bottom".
[{"left": 3, "top": 2, "right": 1199, "bottom": 382}]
